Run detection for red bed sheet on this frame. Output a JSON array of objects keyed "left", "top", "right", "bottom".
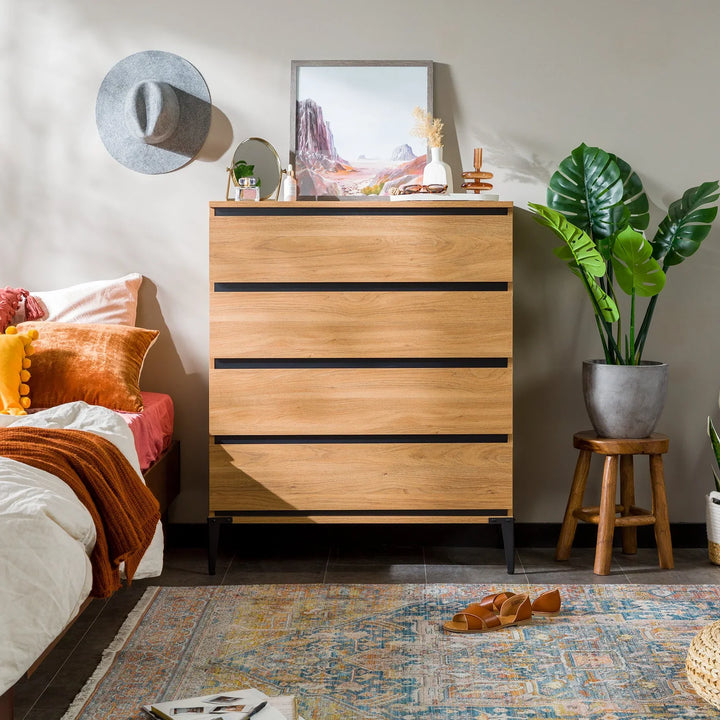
[{"left": 117, "top": 392, "right": 174, "bottom": 472}]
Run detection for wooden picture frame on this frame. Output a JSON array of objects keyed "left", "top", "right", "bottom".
[{"left": 290, "top": 60, "right": 433, "bottom": 199}]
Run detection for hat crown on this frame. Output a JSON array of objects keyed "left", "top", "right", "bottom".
[
  {"left": 97, "top": 51, "right": 211, "bottom": 173},
  {"left": 124, "top": 80, "right": 179, "bottom": 145}
]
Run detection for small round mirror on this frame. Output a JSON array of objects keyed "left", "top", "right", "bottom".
[{"left": 227, "top": 137, "right": 282, "bottom": 200}]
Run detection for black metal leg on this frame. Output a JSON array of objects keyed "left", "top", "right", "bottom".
[
  {"left": 207, "top": 516, "right": 232, "bottom": 575},
  {"left": 490, "top": 517, "right": 515, "bottom": 574}
]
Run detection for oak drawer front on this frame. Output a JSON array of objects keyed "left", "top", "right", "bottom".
[
  {"left": 209, "top": 367, "right": 512, "bottom": 435},
  {"left": 210, "top": 214, "right": 512, "bottom": 283},
  {"left": 209, "top": 441, "right": 512, "bottom": 512},
  {"left": 210, "top": 290, "right": 512, "bottom": 358}
]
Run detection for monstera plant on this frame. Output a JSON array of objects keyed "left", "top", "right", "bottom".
[{"left": 530, "top": 143, "right": 719, "bottom": 365}]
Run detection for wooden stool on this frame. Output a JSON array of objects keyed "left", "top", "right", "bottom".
[{"left": 555, "top": 431, "right": 674, "bottom": 575}]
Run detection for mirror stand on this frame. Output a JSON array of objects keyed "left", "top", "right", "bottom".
[
  {"left": 225, "top": 166, "right": 234, "bottom": 201},
  {"left": 225, "top": 137, "right": 283, "bottom": 201}
]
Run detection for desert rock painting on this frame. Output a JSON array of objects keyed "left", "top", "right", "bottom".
[{"left": 293, "top": 63, "right": 430, "bottom": 198}]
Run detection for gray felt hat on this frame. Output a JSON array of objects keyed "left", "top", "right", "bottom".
[{"left": 96, "top": 50, "right": 211, "bottom": 174}]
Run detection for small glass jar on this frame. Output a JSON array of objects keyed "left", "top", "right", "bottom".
[{"left": 235, "top": 176, "right": 260, "bottom": 201}]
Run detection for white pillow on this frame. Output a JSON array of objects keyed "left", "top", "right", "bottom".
[{"left": 14, "top": 274, "right": 142, "bottom": 325}]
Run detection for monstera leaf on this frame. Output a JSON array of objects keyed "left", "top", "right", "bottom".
[
  {"left": 652, "top": 181, "right": 720, "bottom": 267},
  {"left": 540, "top": 142, "right": 719, "bottom": 364},
  {"left": 611, "top": 226, "right": 665, "bottom": 297},
  {"left": 611, "top": 154, "right": 650, "bottom": 233},
  {"left": 530, "top": 203, "right": 619, "bottom": 322},
  {"left": 547, "top": 143, "right": 627, "bottom": 242}
]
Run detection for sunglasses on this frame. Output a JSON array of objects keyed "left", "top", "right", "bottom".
[{"left": 398, "top": 183, "right": 448, "bottom": 195}]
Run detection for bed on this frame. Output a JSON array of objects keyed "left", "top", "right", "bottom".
[
  {"left": 0, "top": 396, "right": 179, "bottom": 705},
  {"left": 119, "top": 391, "right": 179, "bottom": 518},
  {"left": 0, "top": 276, "right": 180, "bottom": 718}
]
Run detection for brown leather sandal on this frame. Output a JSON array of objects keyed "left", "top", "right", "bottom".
[
  {"left": 474, "top": 588, "right": 561, "bottom": 617},
  {"left": 443, "top": 593, "right": 532, "bottom": 634},
  {"left": 530, "top": 589, "right": 562, "bottom": 616}
]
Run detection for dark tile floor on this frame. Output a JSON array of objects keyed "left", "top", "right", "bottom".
[{"left": 13, "top": 540, "right": 720, "bottom": 720}]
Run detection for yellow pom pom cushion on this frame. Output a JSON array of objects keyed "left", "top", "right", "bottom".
[
  {"left": 17, "top": 322, "right": 158, "bottom": 412},
  {"left": 0, "top": 326, "right": 39, "bottom": 415}
]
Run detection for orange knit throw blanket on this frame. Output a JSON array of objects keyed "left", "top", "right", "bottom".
[{"left": 0, "top": 427, "right": 160, "bottom": 598}]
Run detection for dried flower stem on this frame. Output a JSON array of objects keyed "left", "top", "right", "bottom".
[{"left": 410, "top": 106, "right": 443, "bottom": 148}]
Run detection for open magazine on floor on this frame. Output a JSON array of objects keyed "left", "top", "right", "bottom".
[{"left": 142, "top": 688, "right": 296, "bottom": 720}]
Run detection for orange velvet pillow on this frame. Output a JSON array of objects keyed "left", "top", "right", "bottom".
[{"left": 17, "top": 322, "right": 158, "bottom": 412}]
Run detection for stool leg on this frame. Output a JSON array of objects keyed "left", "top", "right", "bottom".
[
  {"left": 556, "top": 449, "right": 592, "bottom": 561},
  {"left": 649, "top": 453, "right": 674, "bottom": 569},
  {"left": 620, "top": 455, "right": 637, "bottom": 555},
  {"left": 595, "top": 454, "right": 619, "bottom": 575}
]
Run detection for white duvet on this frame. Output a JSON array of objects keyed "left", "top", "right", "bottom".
[{"left": 0, "top": 402, "right": 164, "bottom": 695}]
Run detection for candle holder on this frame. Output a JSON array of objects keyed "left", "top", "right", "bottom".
[{"left": 461, "top": 148, "right": 494, "bottom": 193}]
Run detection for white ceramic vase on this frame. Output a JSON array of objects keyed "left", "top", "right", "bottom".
[{"left": 423, "top": 146, "right": 453, "bottom": 192}]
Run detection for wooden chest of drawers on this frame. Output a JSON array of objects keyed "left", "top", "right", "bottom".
[{"left": 208, "top": 200, "right": 514, "bottom": 571}]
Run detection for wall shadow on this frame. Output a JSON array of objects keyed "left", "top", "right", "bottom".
[
  {"left": 195, "top": 105, "right": 234, "bottom": 163},
  {"left": 433, "top": 62, "right": 463, "bottom": 191},
  {"left": 137, "top": 277, "right": 209, "bottom": 521}
]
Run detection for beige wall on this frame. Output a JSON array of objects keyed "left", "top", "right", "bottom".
[{"left": 3, "top": 0, "right": 720, "bottom": 524}]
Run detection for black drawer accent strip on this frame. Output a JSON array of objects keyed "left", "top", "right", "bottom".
[
  {"left": 214, "top": 509, "right": 509, "bottom": 517},
  {"left": 215, "top": 434, "right": 509, "bottom": 444},
  {"left": 214, "top": 281, "right": 508, "bottom": 292},
  {"left": 214, "top": 205, "right": 509, "bottom": 217},
  {"left": 214, "top": 358, "right": 508, "bottom": 369}
]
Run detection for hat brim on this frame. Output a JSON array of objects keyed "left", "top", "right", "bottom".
[{"left": 96, "top": 50, "right": 211, "bottom": 174}]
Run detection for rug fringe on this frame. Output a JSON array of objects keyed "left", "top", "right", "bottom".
[{"left": 60, "top": 586, "right": 160, "bottom": 720}]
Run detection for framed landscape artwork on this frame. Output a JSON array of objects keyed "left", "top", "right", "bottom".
[{"left": 290, "top": 60, "right": 433, "bottom": 199}]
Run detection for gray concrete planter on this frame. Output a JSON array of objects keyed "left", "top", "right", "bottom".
[{"left": 582, "top": 360, "right": 669, "bottom": 438}]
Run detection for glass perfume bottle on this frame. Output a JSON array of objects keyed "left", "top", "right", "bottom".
[{"left": 235, "top": 176, "right": 260, "bottom": 201}]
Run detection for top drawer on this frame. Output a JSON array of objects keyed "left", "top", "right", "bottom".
[{"left": 209, "top": 204, "right": 513, "bottom": 284}]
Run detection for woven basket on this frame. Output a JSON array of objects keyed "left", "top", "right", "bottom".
[
  {"left": 707, "top": 493, "right": 720, "bottom": 566},
  {"left": 710, "top": 542, "right": 720, "bottom": 567},
  {"left": 687, "top": 620, "right": 720, "bottom": 709}
]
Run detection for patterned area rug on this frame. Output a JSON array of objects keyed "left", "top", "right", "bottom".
[{"left": 62, "top": 584, "right": 720, "bottom": 720}]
